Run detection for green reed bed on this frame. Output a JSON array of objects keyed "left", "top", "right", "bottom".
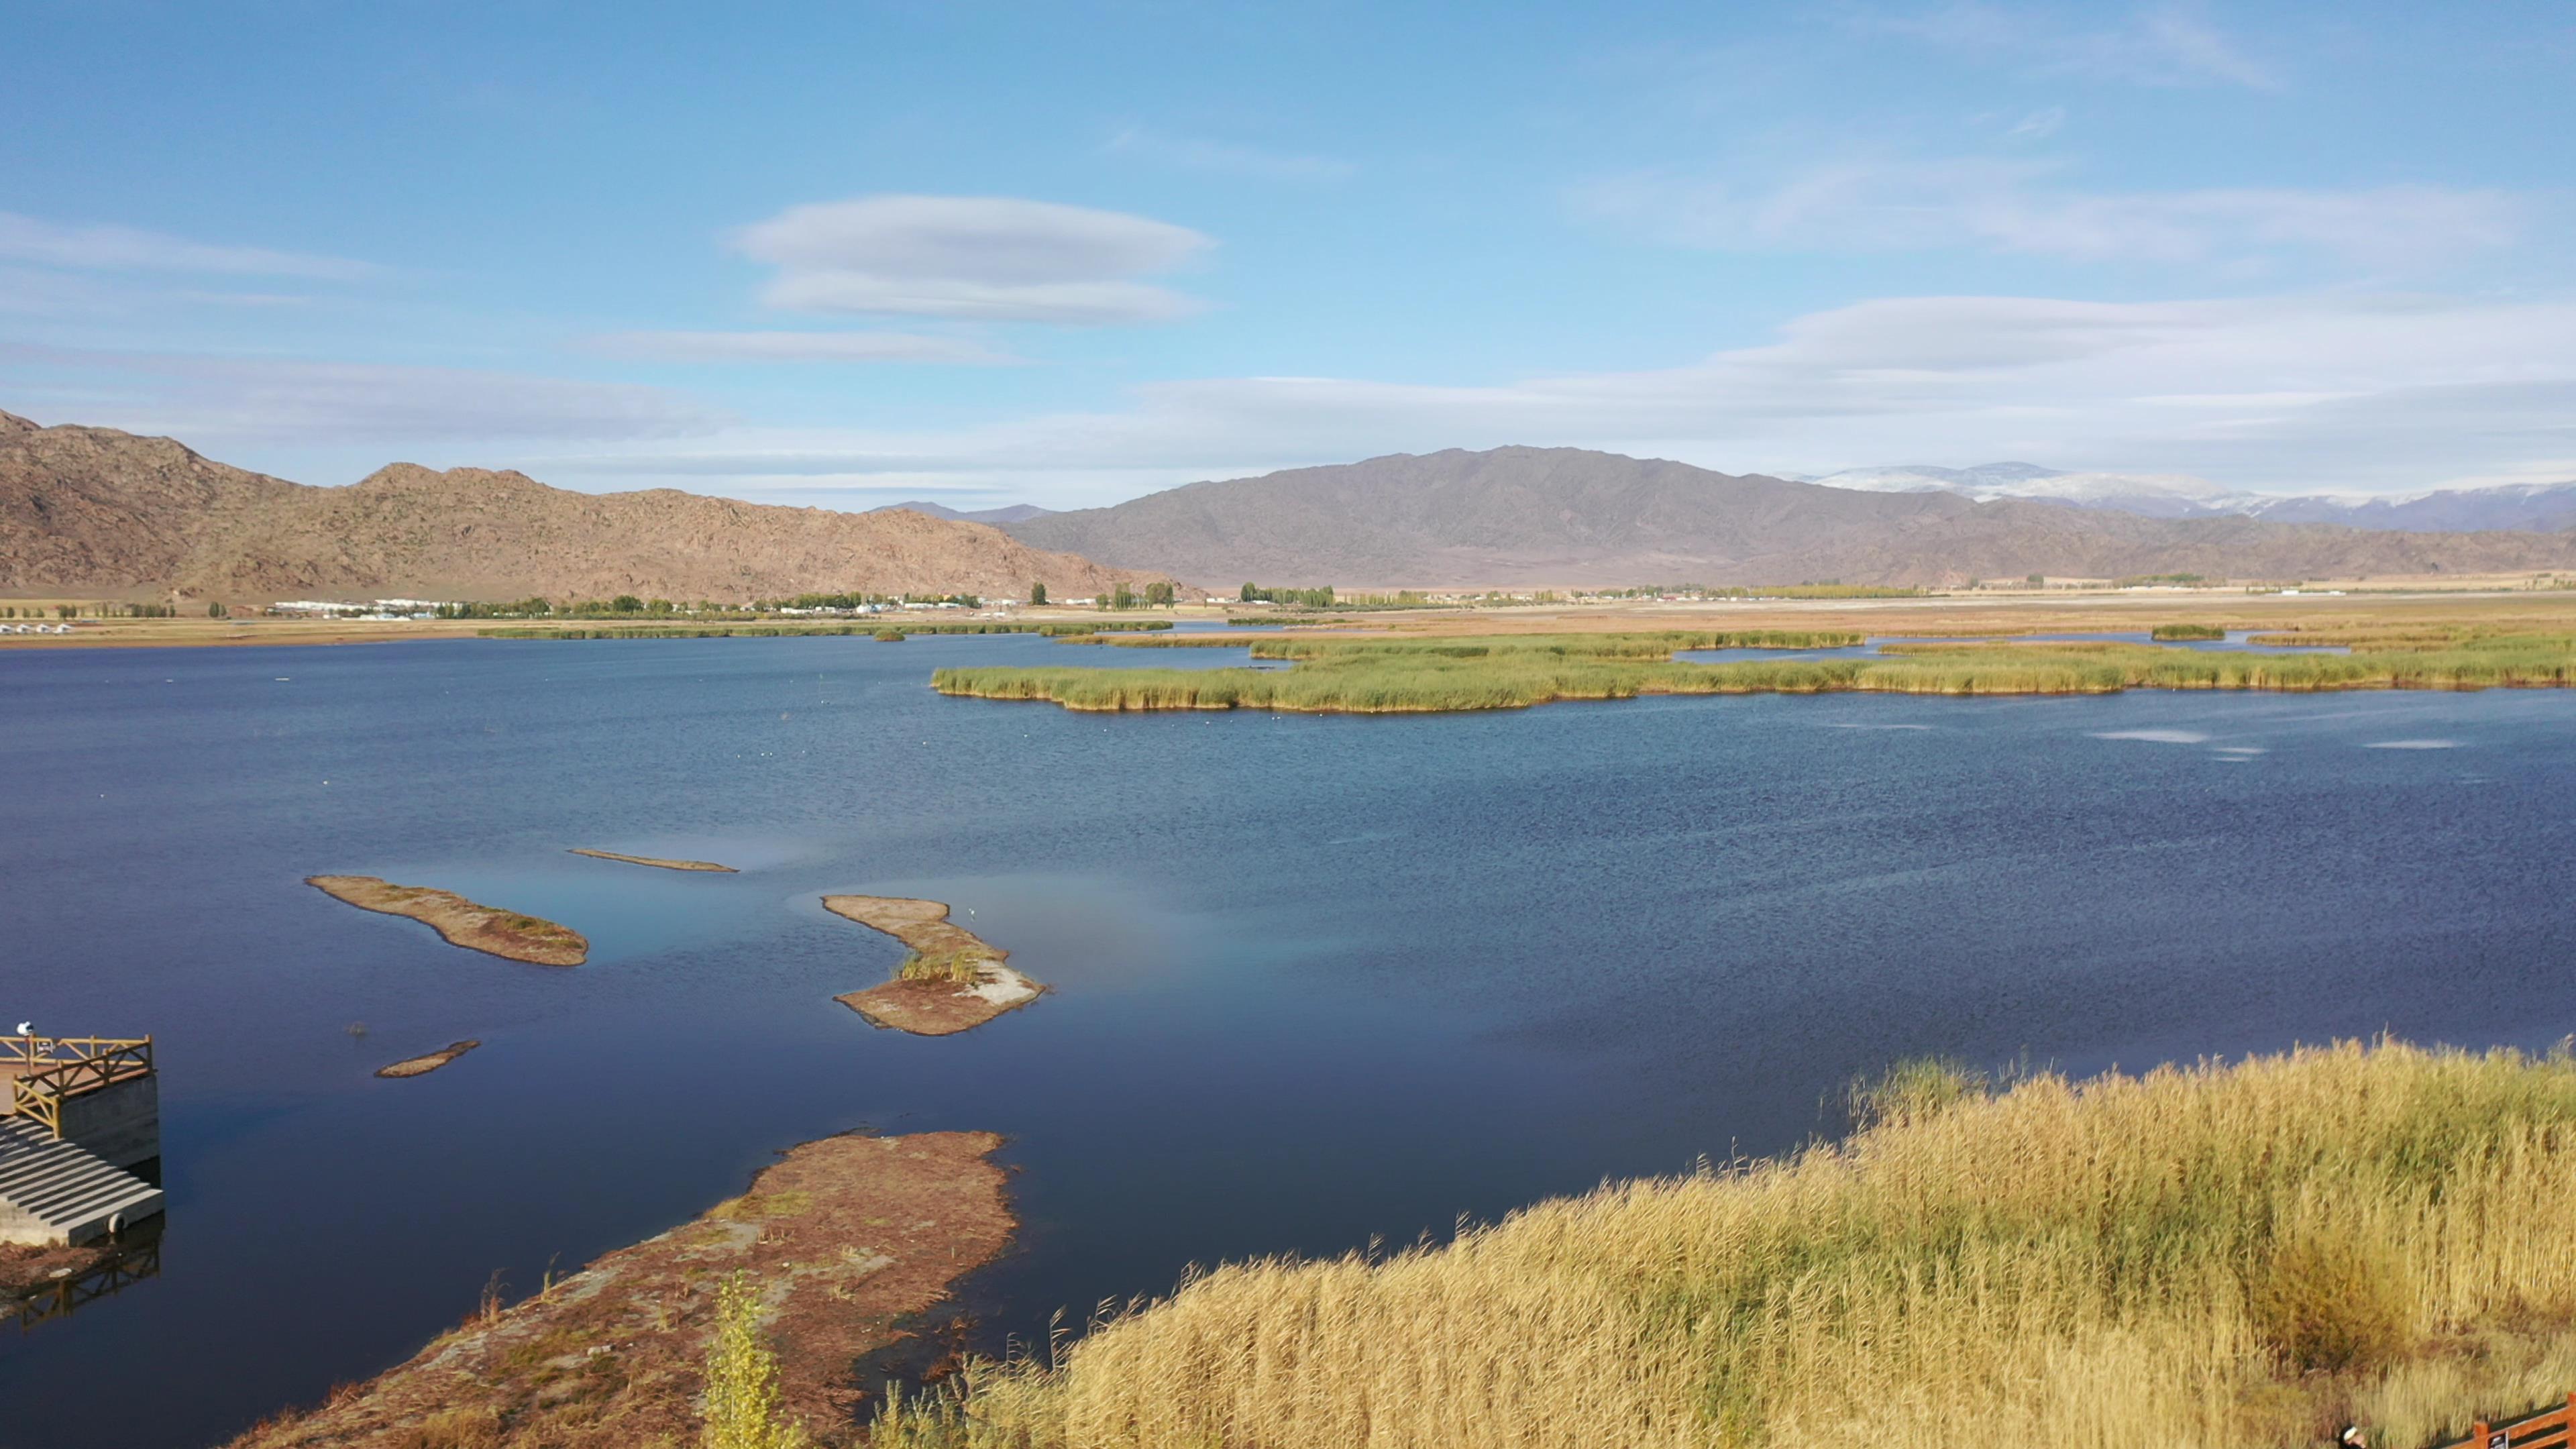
[
  {"left": 2149, "top": 623, "right": 2228, "bottom": 641},
  {"left": 930, "top": 631, "right": 2576, "bottom": 713},
  {"left": 478, "top": 619, "right": 1171, "bottom": 641}
]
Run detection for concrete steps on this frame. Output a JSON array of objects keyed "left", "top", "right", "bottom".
[{"left": 0, "top": 1116, "right": 163, "bottom": 1246}]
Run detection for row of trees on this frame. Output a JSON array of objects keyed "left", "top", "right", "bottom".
[
  {"left": 1102, "top": 581, "right": 1178, "bottom": 609},
  {"left": 2, "top": 602, "right": 178, "bottom": 619},
  {"left": 1240, "top": 583, "right": 1335, "bottom": 607}
]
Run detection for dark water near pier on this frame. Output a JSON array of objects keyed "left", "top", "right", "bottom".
[{"left": 3, "top": 632, "right": 2571, "bottom": 1447}]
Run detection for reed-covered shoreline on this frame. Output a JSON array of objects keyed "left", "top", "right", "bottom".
[
  {"left": 930, "top": 631, "right": 2576, "bottom": 713},
  {"left": 478, "top": 619, "right": 1171, "bottom": 640},
  {"left": 880, "top": 1040, "right": 2576, "bottom": 1449}
]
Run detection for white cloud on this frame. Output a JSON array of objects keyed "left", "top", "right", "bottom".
[
  {"left": 1864, "top": 3, "right": 2282, "bottom": 90},
  {"left": 732, "top": 195, "right": 1211, "bottom": 325},
  {"left": 2004, "top": 107, "right": 2065, "bottom": 140},
  {"left": 0, "top": 211, "right": 376, "bottom": 279},
  {"left": 0, "top": 343, "right": 721, "bottom": 445},
  {"left": 528, "top": 290, "right": 2576, "bottom": 504},
  {"left": 1573, "top": 161, "right": 2523, "bottom": 269},
  {"left": 1104, "top": 127, "right": 1354, "bottom": 182},
  {"left": 587, "top": 330, "right": 1020, "bottom": 365}
]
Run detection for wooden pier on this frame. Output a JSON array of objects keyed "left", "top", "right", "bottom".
[{"left": 0, "top": 1034, "right": 164, "bottom": 1246}]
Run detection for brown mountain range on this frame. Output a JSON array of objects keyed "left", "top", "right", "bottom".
[
  {"left": 1004, "top": 446, "right": 2576, "bottom": 586},
  {"left": 0, "top": 410, "right": 1155, "bottom": 603}
]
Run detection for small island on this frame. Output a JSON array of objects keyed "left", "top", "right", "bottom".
[
  {"left": 375, "top": 1040, "right": 480, "bottom": 1079},
  {"left": 307, "top": 875, "right": 588, "bottom": 966},
  {"left": 823, "top": 895, "right": 1042, "bottom": 1036},
  {"left": 225, "top": 1130, "right": 1013, "bottom": 1448},
  {"left": 568, "top": 847, "right": 738, "bottom": 873}
]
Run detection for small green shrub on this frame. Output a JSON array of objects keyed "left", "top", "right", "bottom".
[
  {"left": 900, "top": 950, "right": 996, "bottom": 985},
  {"left": 2249, "top": 1226, "right": 2410, "bottom": 1372},
  {"left": 702, "top": 1274, "right": 808, "bottom": 1449}
]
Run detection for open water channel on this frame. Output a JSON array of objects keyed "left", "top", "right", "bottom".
[{"left": 3, "top": 630, "right": 2571, "bottom": 1446}]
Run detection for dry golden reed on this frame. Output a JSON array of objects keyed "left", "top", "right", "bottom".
[{"left": 889, "top": 1040, "right": 2576, "bottom": 1449}]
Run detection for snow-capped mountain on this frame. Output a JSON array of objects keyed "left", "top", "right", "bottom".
[{"left": 1803, "top": 463, "right": 2576, "bottom": 532}]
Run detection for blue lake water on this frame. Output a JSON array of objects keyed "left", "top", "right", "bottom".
[{"left": 3, "top": 633, "right": 2571, "bottom": 1447}]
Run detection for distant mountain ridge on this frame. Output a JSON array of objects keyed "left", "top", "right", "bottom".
[
  {"left": 873, "top": 500, "right": 1058, "bottom": 525},
  {"left": 0, "top": 409, "right": 1152, "bottom": 602},
  {"left": 1809, "top": 462, "right": 2576, "bottom": 532},
  {"left": 1002, "top": 445, "right": 2576, "bottom": 586}
]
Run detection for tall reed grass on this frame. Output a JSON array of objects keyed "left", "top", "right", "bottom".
[
  {"left": 478, "top": 620, "right": 1171, "bottom": 641},
  {"left": 881, "top": 1040, "right": 2576, "bottom": 1449},
  {"left": 930, "top": 632, "right": 2576, "bottom": 713}
]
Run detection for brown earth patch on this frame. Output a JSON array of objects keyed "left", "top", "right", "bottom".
[
  {"left": 822, "top": 896, "right": 1043, "bottom": 1036},
  {"left": 225, "top": 1130, "right": 1013, "bottom": 1449},
  {"left": 568, "top": 848, "right": 737, "bottom": 873},
  {"left": 307, "top": 875, "right": 588, "bottom": 966},
  {"left": 1, "top": 1241, "right": 107, "bottom": 1298},
  {"left": 376, "top": 1040, "right": 480, "bottom": 1079}
]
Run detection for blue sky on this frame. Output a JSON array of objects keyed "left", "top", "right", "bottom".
[{"left": 3, "top": 0, "right": 2571, "bottom": 507}]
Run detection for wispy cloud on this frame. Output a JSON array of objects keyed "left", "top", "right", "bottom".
[
  {"left": 733, "top": 195, "right": 1212, "bottom": 325},
  {"left": 1572, "top": 160, "right": 2523, "bottom": 269},
  {"left": 586, "top": 330, "right": 1021, "bottom": 365},
  {"left": 0, "top": 211, "right": 377, "bottom": 279},
  {"left": 2004, "top": 106, "right": 2065, "bottom": 140},
  {"left": 0, "top": 343, "right": 720, "bottom": 445},
  {"left": 1861, "top": 2, "right": 2283, "bottom": 90},
  {"left": 1103, "top": 127, "right": 1354, "bottom": 182},
  {"left": 528, "top": 290, "right": 2576, "bottom": 502}
]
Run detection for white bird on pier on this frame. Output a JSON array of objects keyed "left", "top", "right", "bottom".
[{"left": 14, "top": 1022, "right": 30, "bottom": 1036}]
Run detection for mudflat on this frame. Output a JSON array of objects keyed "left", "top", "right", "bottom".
[
  {"left": 307, "top": 875, "right": 588, "bottom": 966},
  {"left": 823, "top": 895, "right": 1043, "bottom": 1036},
  {"left": 568, "top": 847, "right": 737, "bottom": 873},
  {"left": 375, "top": 1040, "right": 480, "bottom": 1078},
  {"left": 223, "top": 1130, "right": 1014, "bottom": 1448}
]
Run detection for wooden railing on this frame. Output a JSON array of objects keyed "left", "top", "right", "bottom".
[
  {"left": 2, "top": 1035, "right": 153, "bottom": 1140},
  {"left": 2440, "top": 1395, "right": 2576, "bottom": 1449}
]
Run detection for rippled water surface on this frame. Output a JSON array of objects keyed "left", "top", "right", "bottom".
[{"left": 3, "top": 633, "right": 2571, "bottom": 1447}]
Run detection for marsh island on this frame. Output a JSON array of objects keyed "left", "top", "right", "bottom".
[
  {"left": 374, "top": 1040, "right": 480, "bottom": 1078},
  {"left": 307, "top": 875, "right": 588, "bottom": 965},
  {"left": 227, "top": 1130, "right": 1012, "bottom": 1449},
  {"left": 822, "top": 894, "right": 1042, "bottom": 1036},
  {"left": 568, "top": 848, "right": 737, "bottom": 872},
  {"left": 932, "top": 627, "right": 2576, "bottom": 714}
]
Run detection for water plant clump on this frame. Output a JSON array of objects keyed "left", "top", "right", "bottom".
[
  {"left": 900, "top": 949, "right": 1000, "bottom": 985},
  {"left": 932, "top": 629, "right": 2576, "bottom": 714},
  {"left": 879, "top": 1039, "right": 2576, "bottom": 1449},
  {"left": 2149, "top": 622, "right": 2227, "bottom": 640}
]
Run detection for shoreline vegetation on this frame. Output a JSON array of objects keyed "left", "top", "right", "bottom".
[
  {"left": 882, "top": 1040, "right": 2576, "bottom": 1449},
  {"left": 930, "top": 629, "right": 2576, "bottom": 714},
  {"left": 228, "top": 1130, "right": 1014, "bottom": 1449},
  {"left": 568, "top": 847, "right": 737, "bottom": 873},
  {"left": 477, "top": 620, "right": 1172, "bottom": 640},
  {"left": 822, "top": 895, "right": 1042, "bottom": 1036},
  {"left": 376, "top": 1040, "right": 480, "bottom": 1078},
  {"left": 306, "top": 875, "right": 589, "bottom": 965}
]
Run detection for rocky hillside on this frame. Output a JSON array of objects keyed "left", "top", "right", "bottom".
[
  {"left": 0, "top": 411, "right": 1157, "bottom": 602},
  {"left": 1004, "top": 446, "right": 2576, "bottom": 586}
]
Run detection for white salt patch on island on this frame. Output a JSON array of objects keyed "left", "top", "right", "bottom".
[
  {"left": 963, "top": 962, "right": 1042, "bottom": 1008},
  {"left": 2366, "top": 739, "right": 2462, "bottom": 750},
  {"left": 2092, "top": 729, "right": 2210, "bottom": 745}
]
